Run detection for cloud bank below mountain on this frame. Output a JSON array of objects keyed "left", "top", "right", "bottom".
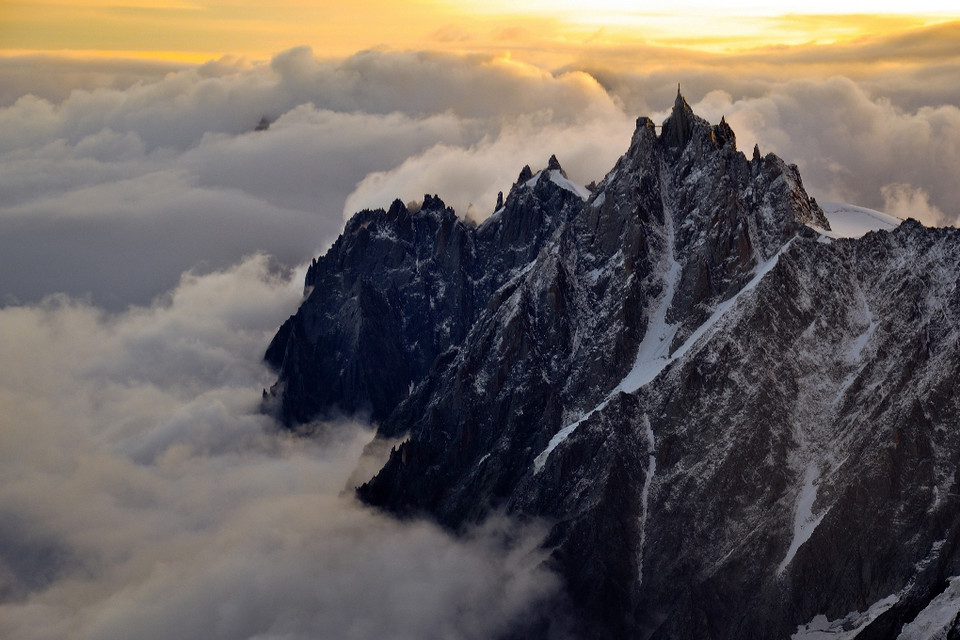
[{"left": 0, "top": 255, "right": 564, "bottom": 640}]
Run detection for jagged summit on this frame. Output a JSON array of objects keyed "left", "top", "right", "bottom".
[
  {"left": 517, "top": 154, "right": 568, "bottom": 184},
  {"left": 257, "top": 98, "right": 960, "bottom": 639},
  {"left": 502, "top": 154, "right": 588, "bottom": 207},
  {"left": 660, "top": 86, "right": 708, "bottom": 150},
  {"left": 517, "top": 164, "right": 533, "bottom": 183},
  {"left": 623, "top": 88, "right": 738, "bottom": 165},
  {"left": 268, "top": 97, "right": 830, "bottom": 426}
]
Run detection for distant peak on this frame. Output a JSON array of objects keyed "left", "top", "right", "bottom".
[
  {"left": 547, "top": 154, "right": 562, "bottom": 171},
  {"left": 662, "top": 88, "right": 697, "bottom": 149},
  {"left": 386, "top": 198, "right": 408, "bottom": 222},
  {"left": 673, "top": 85, "right": 688, "bottom": 112},
  {"left": 517, "top": 165, "right": 534, "bottom": 184},
  {"left": 421, "top": 194, "right": 447, "bottom": 211}
]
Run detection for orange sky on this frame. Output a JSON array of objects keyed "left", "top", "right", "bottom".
[{"left": 1, "top": 1, "right": 958, "bottom": 68}]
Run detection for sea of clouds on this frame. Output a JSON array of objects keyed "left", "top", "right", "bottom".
[
  {"left": 0, "top": 255, "right": 564, "bottom": 640},
  {"left": 1, "top": 44, "right": 959, "bottom": 639}
]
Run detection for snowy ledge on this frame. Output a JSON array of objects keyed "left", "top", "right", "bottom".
[
  {"left": 526, "top": 169, "right": 591, "bottom": 201},
  {"left": 811, "top": 202, "right": 902, "bottom": 239},
  {"left": 533, "top": 240, "right": 793, "bottom": 475}
]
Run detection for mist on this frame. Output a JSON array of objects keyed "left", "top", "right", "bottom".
[{"left": 0, "top": 256, "right": 563, "bottom": 640}]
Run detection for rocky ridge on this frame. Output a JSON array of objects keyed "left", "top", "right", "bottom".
[{"left": 265, "top": 91, "right": 960, "bottom": 639}]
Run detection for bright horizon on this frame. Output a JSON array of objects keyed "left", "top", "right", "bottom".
[{"left": 2, "top": 1, "right": 959, "bottom": 66}]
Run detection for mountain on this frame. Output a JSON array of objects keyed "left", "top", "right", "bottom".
[{"left": 264, "top": 90, "right": 960, "bottom": 639}]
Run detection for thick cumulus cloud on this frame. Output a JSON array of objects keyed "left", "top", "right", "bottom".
[
  {"left": 0, "top": 47, "right": 624, "bottom": 308},
  {"left": 344, "top": 115, "right": 634, "bottom": 222},
  {"left": 5, "top": 45, "right": 960, "bottom": 307},
  {"left": 0, "top": 256, "right": 563, "bottom": 640}
]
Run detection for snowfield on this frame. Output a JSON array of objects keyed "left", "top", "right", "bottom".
[{"left": 815, "top": 202, "right": 902, "bottom": 238}]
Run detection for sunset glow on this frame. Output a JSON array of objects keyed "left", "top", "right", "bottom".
[{"left": 2, "top": 0, "right": 958, "bottom": 65}]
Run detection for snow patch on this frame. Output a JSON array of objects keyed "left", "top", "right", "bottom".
[
  {"left": 478, "top": 206, "right": 506, "bottom": 230},
  {"left": 592, "top": 192, "right": 606, "bottom": 208},
  {"left": 792, "top": 592, "right": 900, "bottom": 639},
  {"left": 533, "top": 191, "right": 680, "bottom": 474},
  {"left": 525, "top": 170, "right": 591, "bottom": 200},
  {"left": 533, "top": 218, "right": 795, "bottom": 474},
  {"left": 533, "top": 414, "right": 587, "bottom": 473},
  {"left": 847, "top": 315, "right": 876, "bottom": 364},
  {"left": 835, "top": 291, "right": 877, "bottom": 404},
  {"left": 618, "top": 238, "right": 793, "bottom": 394},
  {"left": 615, "top": 196, "right": 682, "bottom": 393},
  {"left": 778, "top": 464, "right": 829, "bottom": 575},
  {"left": 811, "top": 202, "right": 901, "bottom": 239},
  {"left": 550, "top": 171, "right": 592, "bottom": 200},
  {"left": 897, "top": 576, "right": 960, "bottom": 640},
  {"left": 637, "top": 415, "right": 657, "bottom": 584}
]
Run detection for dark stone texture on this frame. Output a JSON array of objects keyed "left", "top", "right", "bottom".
[{"left": 267, "top": 96, "right": 960, "bottom": 638}]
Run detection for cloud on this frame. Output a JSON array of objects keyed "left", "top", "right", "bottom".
[
  {"left": 344, "top": 114, "right": 635, "bottom": 220},
  {"left": 881, "top": 183, "right": 946, "bottom": 225},
  {"left": 6, "top": 44, "right": 960, "bottom": 309},
  {"left": 0, "top": 48, "right": 626, "bottom": 308},
  {"left": 269, "top": 47, "right": 618, "bottom": 122},
  {"left": 0, "top": 55, "right": 190, "bottom": 108},
  {"left": 0, "top": 256, "right": 563, "bottom": 640},
  {"left": 0, "top": 106, "right": 476, "bottom": 308}
]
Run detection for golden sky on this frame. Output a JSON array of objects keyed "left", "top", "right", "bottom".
[{"left": 2, "top": 0, "right": 958, "bottom": 66}]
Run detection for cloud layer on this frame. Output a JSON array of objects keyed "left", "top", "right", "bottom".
[
  {"left": 3, "top": 46, "right": 959, "bottom": 309},
  {"left": 0, "top": 256, "right": 563, "bottom": 640},
  {"left": 0, "top": 48, "right": 631, "bottom": 308},
  {"left": 4, "top": 47, "right": 960, "bottom": 307}
]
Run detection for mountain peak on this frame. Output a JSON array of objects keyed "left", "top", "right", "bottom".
[
  {"left": 517, "top": 164, "right": 534, "bottom": 184},
  {"left": 661, "top": 87, "right": 704, "bottom": 150},
  {"left": 420, "top": 193, "right": 447, "bottom": 212},
  {"left": 265, "top": 94, "right": 955, "bottom": 639}
]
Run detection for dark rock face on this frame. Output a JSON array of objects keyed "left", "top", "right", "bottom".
[
  {"left": 265, "top": 165, "right": 585, "bottom": 425},
  {"left": 266, "top": 96, "right": 960, "bottom": 638}
]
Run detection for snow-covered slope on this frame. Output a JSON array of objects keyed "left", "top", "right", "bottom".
[{"left": 814, "top": 201, "right": 902, "bottom": 238}]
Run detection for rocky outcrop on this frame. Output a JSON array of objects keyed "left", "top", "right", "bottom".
[
  {"left": 267, "top": 96, "right": 960, "bottom": 638},
  {"left": 264, "top": 164, "right": 585, "bottom": 425}
]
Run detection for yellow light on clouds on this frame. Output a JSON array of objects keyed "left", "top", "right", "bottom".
[
  {"left": 467, "top": 0, "right": 958, "bottom": 16},
  {"left": 1, "top": 0, "right": 958, "bottom": 64}
]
